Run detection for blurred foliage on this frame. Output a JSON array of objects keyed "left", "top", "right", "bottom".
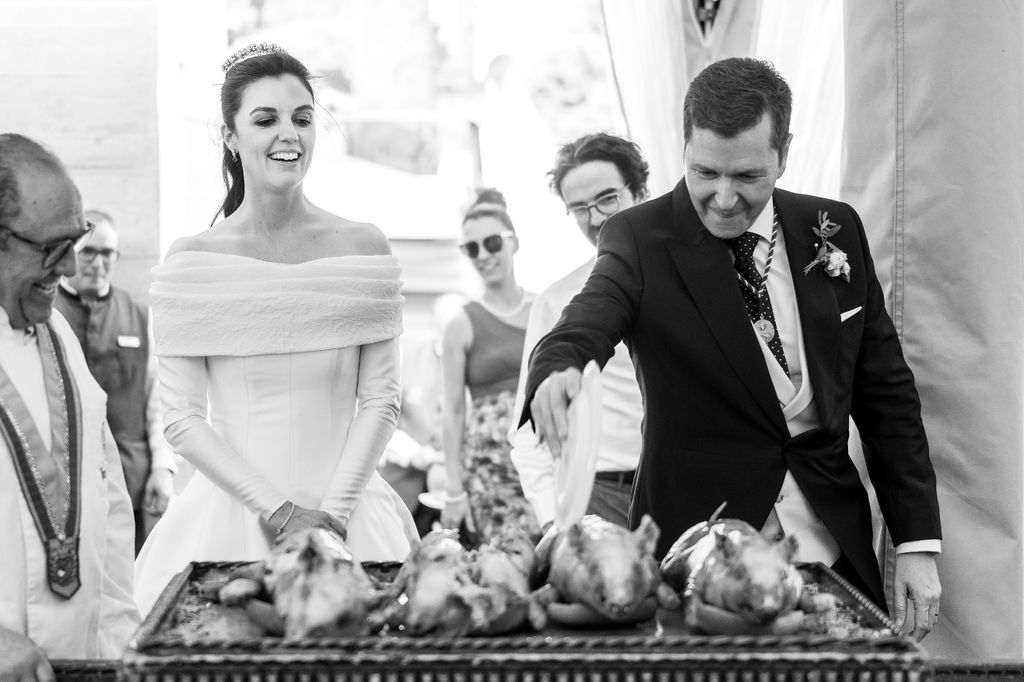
[
  {"left": 522, "top": 1, "right": 616, "bottom": 143},
  {"left": 226, "top": 0, "right": 614, "bottom": 174},
  {"left": 347, "top": 121, "right": 441, "bottom": 175}
]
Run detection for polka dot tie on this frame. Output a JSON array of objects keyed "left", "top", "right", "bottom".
[{"left": 725, "top": 230, "right": 790, "bottom": 376}]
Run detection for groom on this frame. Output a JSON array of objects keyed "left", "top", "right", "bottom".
[{"left": 521, "top": 58, "right": 941, "bottom": 640}]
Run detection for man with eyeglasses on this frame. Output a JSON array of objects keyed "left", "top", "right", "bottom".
[
  {"left": 55, "top": 210, "right": 176, "bottom": 555},
  {"left": 0, "top": 134, "right": 139, "bottom": 678},
  {"left": 509, "top": 133, "right": 650, "bottom": 531}
]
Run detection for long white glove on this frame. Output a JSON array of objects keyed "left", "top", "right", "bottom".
[
  {"left": 159, "top": 355, "right": 287, "bottom": 519},
  {"left": 318, "top": 338, "right": 401, "bottom": 525}
]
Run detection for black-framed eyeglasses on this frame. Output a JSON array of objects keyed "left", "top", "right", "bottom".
[
  {"left": 566, "top": 190, "right": 623, "bottom": 224},
  {"left": 78, "top": 245, "right": 119, "bottom": 263},
  {"left": 459, "top": 230, "right": 514, "bottom": 259},
  {"left": 0, "top": 220, "right": 95, "bottom": 269}
]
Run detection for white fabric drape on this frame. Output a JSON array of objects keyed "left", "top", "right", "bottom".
[
  {"left": 754, "top": 0, "right": 844, "bottom": 200},
  {"left": 600, "top": 0, "right": 762, "bottom": 196},
  {"left": 842, "top": 0, "right": 1024, "bottom": 658}
]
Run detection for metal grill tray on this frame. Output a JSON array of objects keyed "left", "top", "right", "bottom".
[{"left": 122, "top": 560, "right": 929, "bottom": 682}]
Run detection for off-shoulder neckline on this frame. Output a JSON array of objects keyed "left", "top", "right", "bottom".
[{"left": 162, "top": 250, "right": 396, "bottom": 266}]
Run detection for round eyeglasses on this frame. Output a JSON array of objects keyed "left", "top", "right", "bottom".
[
  {"left": 459, "top": 231, "right": 514, "bottom": 259},
  {"left": 567, "top": 191, "right": 622, "bottom": 225},
  {"left": 0, "top": 221, "right": 95, "bottom": 269}
]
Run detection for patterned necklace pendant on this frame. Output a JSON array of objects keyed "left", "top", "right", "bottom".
[
  {"left": 46, "top": 535, "right": 81, "bottom": 598},
  {"left": 755, "top": 318, "right": 776, "bottom": 343}
]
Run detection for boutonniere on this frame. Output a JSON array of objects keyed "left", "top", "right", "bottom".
[{"left": 803, "top": 210, "right": 851, "bottom": 282}]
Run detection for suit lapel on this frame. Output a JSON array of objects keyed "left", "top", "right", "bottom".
[
  {"left": 775, "top": 190, "right": 840, "bottom": 425},
  {"left": 664, "top": 181, "right": 789, "bottom": 437}
]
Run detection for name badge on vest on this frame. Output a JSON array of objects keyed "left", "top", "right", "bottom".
[{"left": 117, "top": 335, "right": 141, "bottom": 348}]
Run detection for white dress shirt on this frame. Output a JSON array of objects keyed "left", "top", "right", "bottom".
[
  {"left": 0, "top": 311, "right": 49, "bottom": 442},
  {"left": 510, "top": 257, "right": 643, "bottom": 528},
  {"left": 747, "top": 199, "right": 939, "bottom": 559}
]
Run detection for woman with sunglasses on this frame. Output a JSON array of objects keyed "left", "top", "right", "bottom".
[{"left": 439, "top": 190, "right": 541, "bottom": 547}]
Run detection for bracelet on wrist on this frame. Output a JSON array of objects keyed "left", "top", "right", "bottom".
[
  {"left": 265, "top": 501, "right": 288, "bottom": 523},
  {"left": 441, "top": 490, "right": 468, "bottom": 504},
  {"left": 275, "top": 501, "right": 297, "bottom": 535}
]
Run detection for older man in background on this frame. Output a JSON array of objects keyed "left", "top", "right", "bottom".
[
  {"left": 0, "top": 133, "right": 138, "bottom": 679},
  {"left": 55, "top": 210, "right": 175, "bottom": 554}
]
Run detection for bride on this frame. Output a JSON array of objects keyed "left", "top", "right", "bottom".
[{"left": 134, "top": 43, "right": 418, "bottom": 616}]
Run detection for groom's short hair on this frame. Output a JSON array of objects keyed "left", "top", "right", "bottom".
[{"left": 683, "top": 57, "right": 792, "bottom": 160}]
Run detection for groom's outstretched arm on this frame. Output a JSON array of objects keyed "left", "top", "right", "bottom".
[{"left": 521, "top": 212, "right": 643, "bottom": 453}]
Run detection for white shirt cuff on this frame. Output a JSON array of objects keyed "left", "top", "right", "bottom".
[{"left": 895, "top": 539, "right": 941, "bottom": 555}]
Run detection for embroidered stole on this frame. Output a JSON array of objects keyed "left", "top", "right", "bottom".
[{"left": 0, "top": 322, "right": 82, "bottom": 598}]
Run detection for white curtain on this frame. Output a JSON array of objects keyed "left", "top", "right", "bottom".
[
  {"left": 842, "top": 0, "right": 1024, "bottom": 658},
  {"left": 754, "top": 0, "right": 844, "bottom": 200},
  {"left": 600, "top": 0, "right": 762, "bottom": 196}
]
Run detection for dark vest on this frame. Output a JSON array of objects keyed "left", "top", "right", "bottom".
[{"left": 55, "top": 286, "right": 151, "bottom": 506}]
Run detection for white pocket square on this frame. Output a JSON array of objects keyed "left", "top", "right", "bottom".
[{"left": 840, "top": 306, "right": 863, "bottom": 322}]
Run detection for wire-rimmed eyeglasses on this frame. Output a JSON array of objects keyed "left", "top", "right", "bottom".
[
  {"left": 566, "top": 190, "right": 623, "bottom": 225},
  {"left": 459, "top": 230, "right": 514, "bottom": 259},
  {"left": 0, "top": 220, "right": 95, "bottom": 269}
]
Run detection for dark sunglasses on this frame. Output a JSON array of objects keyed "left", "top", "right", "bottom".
[
  {"left": 459, "top": 230, "right": 514, "bottom": 259},
  {"left": 1, "top": 221, "right": 95, "bottom": 269}
]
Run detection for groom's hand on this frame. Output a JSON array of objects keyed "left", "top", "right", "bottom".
[
  {"left": 530, "top": 367, "right": 582, "bottom": 459},
  {"left": 892, "top": 551, "right": 941, "bottom": 641}
]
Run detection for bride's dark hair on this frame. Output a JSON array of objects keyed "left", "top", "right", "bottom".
[{"left": 214, "top": 45, "right": 314, "bottom": 224}]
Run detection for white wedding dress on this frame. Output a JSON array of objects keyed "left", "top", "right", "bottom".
[{"left": 134, "top": 252, "right": 418, "bottom": 617}]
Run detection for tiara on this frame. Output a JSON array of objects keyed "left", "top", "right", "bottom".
[{"left": 221, "top": 42, "right": 283, "bottom": 73}]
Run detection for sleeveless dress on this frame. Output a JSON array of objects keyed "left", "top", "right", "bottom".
[
  {"left": 133, "top": 252, "right": 418, "bottom": 616},
  {"left": 460, "top": 301, "right": 541, "bottom": 544}
]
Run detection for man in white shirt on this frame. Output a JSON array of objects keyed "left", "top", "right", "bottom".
[
  {"left": 522, "top": 59, "right": 941, "bottom": 640},
  {"left": 0, "top": 134, "right": 139, "bottom": 679},
  {"left": 510, "top": 133, "right": 649, "bottom": 529}
]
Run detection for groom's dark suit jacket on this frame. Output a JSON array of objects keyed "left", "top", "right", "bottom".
[{"left": 521, "top": 180, "right": 941, "bottom": 607}]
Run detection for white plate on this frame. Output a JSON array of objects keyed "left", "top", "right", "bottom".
[
  {"left": 553, "top": 360, "right": 602, "bottom": 529},
  {"left": 417, "top": 491, "right": 445, "bottom": 510}
]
